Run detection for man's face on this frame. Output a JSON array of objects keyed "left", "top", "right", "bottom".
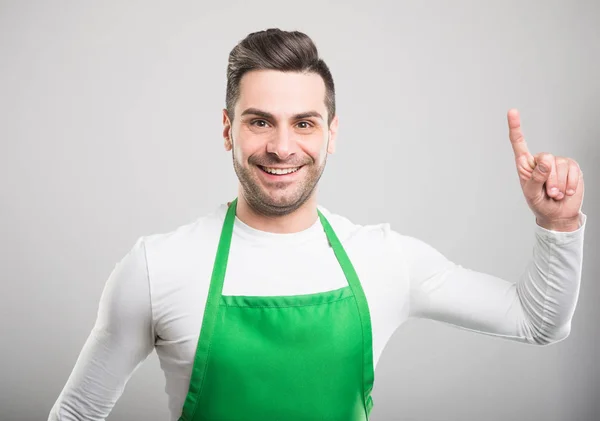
[{"left": 223, "top": 69, "right": 338, "bottom": 216}]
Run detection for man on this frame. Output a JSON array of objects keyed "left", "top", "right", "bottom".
[{"left": 49, "top": 28, "right": 586, "bottom": 421}]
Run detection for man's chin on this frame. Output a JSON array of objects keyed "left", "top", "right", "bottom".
[
  {"left": 261, "top": 193, "right": 302, "bottom": 209},
  {"left": 246, "top": 189, "right": 310, "bottom": 216}
]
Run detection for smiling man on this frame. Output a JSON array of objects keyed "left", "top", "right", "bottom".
[
  {"left": 226, "top": 59, "right": 337, "bottom": 227},
  {"left": 49, "top": 29, "right": 587, "bottom": 421}
]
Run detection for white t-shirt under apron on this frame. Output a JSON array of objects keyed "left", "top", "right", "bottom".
[{"left": 48, "top": 204, "right": 588, "bottom": 421}]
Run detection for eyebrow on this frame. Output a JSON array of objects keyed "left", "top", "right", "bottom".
[{"left": 240, "top": 108, "right": 324, "bottom": 121}]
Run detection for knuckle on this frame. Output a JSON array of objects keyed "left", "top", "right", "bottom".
[
  {"left": 532, "top": 169, "right": 547, "bottom": 182},
  {"left": 537, "top": 153, "right": 554, "bottom": 168},
  {"left": 556, "top": 156, "right": 567, "bottom": 164}
]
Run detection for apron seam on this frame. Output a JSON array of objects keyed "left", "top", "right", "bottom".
[
  {"left": 356, "top": 294, "right": 370, "bottom": 419},
  {"left": 319, "top": 210, "right": 374, "bottom": 419},
  {"left": 220, "top": 295, "right": 355, "bottom": 309},
  {"left": 189, "top": 329, "right": 217, "bottom": 420}
]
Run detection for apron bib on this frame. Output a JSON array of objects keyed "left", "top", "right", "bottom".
[{"left": 178, "top": 199, "right": 375, "bottom": 420}]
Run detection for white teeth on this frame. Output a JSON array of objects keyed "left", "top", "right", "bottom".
[{"left": 262, "top": 166, "right": 300, "bottom": 175}]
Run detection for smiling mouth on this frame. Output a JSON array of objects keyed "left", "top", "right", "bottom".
[{"left": 258, "top": 165, "right": 302, "bottom": 175}]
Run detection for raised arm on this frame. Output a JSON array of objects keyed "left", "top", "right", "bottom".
[
  {"left": 402, "top": 108, "right": 587, "bottom": 344},
  {"left": 401, "top": 213, "right": 586, "bottom": 345},
  {"left": 48, "top": 237, "right": 155, "bottom": 420}
]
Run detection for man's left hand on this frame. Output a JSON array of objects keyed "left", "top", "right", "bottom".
[{"left": 507, "top": 109, "right": 584, "bottom": 232}]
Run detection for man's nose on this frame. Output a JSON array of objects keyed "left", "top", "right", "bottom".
[{"left": 266, "top": 128, "right": 295, "bottom": 160}]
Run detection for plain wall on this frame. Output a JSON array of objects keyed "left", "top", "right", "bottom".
[{"left": 1, "top": 1, "right": 598, "bottom": 420}]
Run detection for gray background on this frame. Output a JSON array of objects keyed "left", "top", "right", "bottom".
[{"left": 1, "top": 1, "right": 598, "bottom": 420}]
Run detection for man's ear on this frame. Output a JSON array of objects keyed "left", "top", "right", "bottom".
[
  {"left": 222, "top": 109, "right": 232, "bottom": 151},
  {"left": 327, "top": 115, "right": 339, "bottom": 154}
]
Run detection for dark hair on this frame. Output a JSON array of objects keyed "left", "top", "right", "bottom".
[{"left": 226, "top": 28, "right": 336, "bottom": 125}]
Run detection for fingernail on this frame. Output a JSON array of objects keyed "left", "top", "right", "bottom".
[
  {"left": 550, "top": 187, "right": 559, "bottom": 195},
  {"left": 556, "top": 192, "right": 564, "bottom": 200},
  {"left": 538, "top": 164, "right": 548, "bottom": 173},
  {"left": 567, "top": 189, "right": 575, "bottom": 195}
]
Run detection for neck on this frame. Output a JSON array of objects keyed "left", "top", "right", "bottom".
[{"left": 234, "top": 188, "right": 319, "bottom": 234}]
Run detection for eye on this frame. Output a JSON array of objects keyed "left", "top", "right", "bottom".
[
  {"left": 296, "top": 121, "right": 313, "bottom": 129},
  {"left": 250, "top": 119, "right": 270, "bottom": 128}
]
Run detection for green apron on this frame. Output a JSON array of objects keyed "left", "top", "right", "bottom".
[{"left": 178, "top": 198, "right": 375, "bottom": 420}]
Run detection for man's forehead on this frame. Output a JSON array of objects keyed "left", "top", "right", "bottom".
[{"left": 236, "top": 70, "right": 327, "bottom": 117}]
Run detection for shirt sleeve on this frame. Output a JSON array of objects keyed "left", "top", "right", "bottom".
[
  {"left": 399, "top": 212, "right": 587, "bottom": 345},
  {"left": 48, "top": 237, "right": 155, "bottom": 421}
]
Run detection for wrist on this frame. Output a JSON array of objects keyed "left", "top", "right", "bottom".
[{"left": 536, "top": 216, "right": 580, "bottom": 232}]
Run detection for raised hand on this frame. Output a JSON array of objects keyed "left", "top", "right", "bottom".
[{"left": 507, "top": 109, "right": 584, "bottom": 232}]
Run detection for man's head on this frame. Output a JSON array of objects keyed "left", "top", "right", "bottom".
[{"left": 222, "top": 29, "right": 338, "bottom": 217}]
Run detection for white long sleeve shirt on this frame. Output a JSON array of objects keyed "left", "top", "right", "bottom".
[{"left": 48, "top": 204, "right": 587, "bottom": 421}]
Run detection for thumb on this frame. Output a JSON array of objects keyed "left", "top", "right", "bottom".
[{"left": 523, "top": 157, "right": 551, "bottom": 198}]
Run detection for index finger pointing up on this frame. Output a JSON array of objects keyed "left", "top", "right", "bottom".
[{"left": 507, "top": 108, "right": 531, "bottom": 159}]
